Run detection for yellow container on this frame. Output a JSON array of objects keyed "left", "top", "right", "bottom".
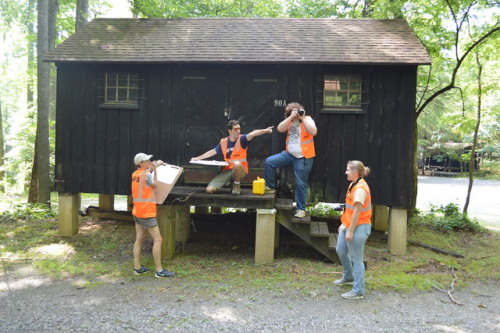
[{"left": 252, "top": 177, "right": 266, "bottom": 195}]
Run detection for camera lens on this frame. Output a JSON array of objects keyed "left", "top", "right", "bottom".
[{"left": 298, "top": 109, "right": 305, "bottom": 116}]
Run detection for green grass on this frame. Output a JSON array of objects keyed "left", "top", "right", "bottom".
[{"left": 1, "top": 210, "right": 498, "bottom": 296}]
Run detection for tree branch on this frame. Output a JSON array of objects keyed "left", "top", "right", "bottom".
[{"left": 416, "top": 25, "right": 500, "bottom": 117}]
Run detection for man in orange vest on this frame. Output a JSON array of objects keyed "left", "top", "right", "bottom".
[
  {"left": 131, "top": 152, "right": 175, "bottom": 278},
  {"left": 264, "top": 102, "right": 317, "bottom": 218},
  {"left": 191, "top": 120, "right": 273, "bottom": 195}
]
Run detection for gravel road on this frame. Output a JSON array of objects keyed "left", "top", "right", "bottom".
[{"left": 1, "top": 263, "right": 498, "bottom": 332}]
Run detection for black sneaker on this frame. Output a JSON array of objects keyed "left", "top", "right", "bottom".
[
  {"left": 155, "top": 269, "right": 175, "bottom": 278},
  {"left": 133, "top": 267, "right": 151, "bottom": 275}
]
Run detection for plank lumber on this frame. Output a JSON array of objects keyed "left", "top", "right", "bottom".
[
  {"left": 164, "top": 186, "right": 275, "bottom": 209},
  {"left": 310, "top": 222, "right": 330, "bottom": 237},
  {"left": 328, "top": 233, "right": 337, "bottom": 250},
  {"left": 83, "top": 206, "right": 134, "bottom": 221},
  {"left": 58, "top": 193, "right": 81, "bottom": 236},
  {"left": 255, "top": 209, "right": 276, "bottom": 265},
  {"left": 388, "top": 207, "right": 407, "bottom": 255},
  {"left": 98, "top": 194, "right": 114, "bottom": 211}
]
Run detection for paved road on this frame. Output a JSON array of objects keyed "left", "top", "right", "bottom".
[{"left": 416, "top": 176, "right": 500, "bottom": 230}]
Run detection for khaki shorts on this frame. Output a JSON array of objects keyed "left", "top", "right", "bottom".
[
  {"left": 207, "top": 168, "right": 246, "bottom": 190},
  {"left": 133, "top": 216, "right": 158, "bottom": 228}
]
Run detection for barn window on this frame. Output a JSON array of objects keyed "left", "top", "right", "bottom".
[
  {"left": 320, "top": 74, "right": 366, "bottom": 114},
  {"left": 98, "top": 72, "right": 143, "bottom": 109}
]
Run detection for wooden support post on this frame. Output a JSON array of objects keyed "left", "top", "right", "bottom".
[
  {"left": 98, "top": 194, "right": 114, "bottom": 211},
  {"left": 127, "top": 195, "right": 133, "bottom": 212},
  {"left": 58, "top": 192, "right": 80, "bottom": 236},
  {"left": 195, "top": 206, "right": 209, "bottom": 214},
  {"left": 274, "top": 222, "right": 280, "bottom": 249},
  {"left": 255, "top": 208, "right": 276, "bottom": 265},
  {"left": 373, "top": 205, "right": 389, "bottom": 232},
  {"left": 157, "top": 205, "right": 176, "bottom": 260},
  {"left": 175, "top": 205, "right": 191, "bottom": 246},
  {"left": 388, "top": 207, "right": 407, "bottom": 255}
]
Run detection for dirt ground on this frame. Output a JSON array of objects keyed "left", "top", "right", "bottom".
[{"left": 1, "top": 261, "right": 498, "bottom": 332}]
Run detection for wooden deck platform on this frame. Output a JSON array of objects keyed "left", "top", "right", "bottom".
[{"left": 164, "top": 186, "right": 276, "bottom": 209}]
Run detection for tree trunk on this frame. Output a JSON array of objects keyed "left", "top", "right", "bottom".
[
  {"left": 27, "top": 0, "right": 36, "bottom": 108},
  {"left": 75, "top": 0, "right": 89, "bottom": 31},
  {"left": 0, "top": 101, "right": 4, "bottom": 193},
  {"left": 30, "top": 0, "right": 51, "bottom": 205},
  {"left": 464, "top": 53, "right": 482, "bottom": 214}
]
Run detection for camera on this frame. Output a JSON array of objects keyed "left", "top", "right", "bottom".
[{"left": 297, "top": 109, "right": 305, "bottom": 116}]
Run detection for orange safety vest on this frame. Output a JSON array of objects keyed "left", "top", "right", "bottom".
[
  {"left": 220, "top": 136, "right": 249, "bottom": 173},
  {"left": 286, "top": 118, "right": 316, "bottom": 158},
  {"left": 341, "top": 178, "right": 372, "bottom": 228},
  {"left": 131, "top": 169, "right": 156, "bottom": 218}
]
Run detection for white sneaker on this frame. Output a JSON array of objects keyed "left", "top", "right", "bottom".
[{"left": 294, "top": 210, "right": 306, "bottom": 218}]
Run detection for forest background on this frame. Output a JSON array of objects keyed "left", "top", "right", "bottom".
[{"left": 0, "top": 0, "right": 498, "bottom": 213}]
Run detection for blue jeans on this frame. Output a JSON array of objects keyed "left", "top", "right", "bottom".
[
  {"left": 264, "top": 151, "right": 314, "bottom": 211},
  {"left": 336, "top": 223, "right": 371, "bottom": 295}
]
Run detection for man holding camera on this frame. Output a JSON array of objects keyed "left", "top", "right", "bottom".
[
  {"left": 264, "top": 102, "right": 317, "bottom": 218},
  {"left": 191, "top": 120, "right": 273, "bottom": 195}
]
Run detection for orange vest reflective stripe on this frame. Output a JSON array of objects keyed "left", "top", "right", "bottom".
[
  {"left": 341, "top": 178, "right": 372, "bottom": 228},
  {"left": 286, "top": 118, "right": 316, "bottom": 158},
  {"left": 131, "top": 169, "right": 156, "bottom": 218},
  {"left": 220, "top": 136, "right": 249, "bottom": 173}
]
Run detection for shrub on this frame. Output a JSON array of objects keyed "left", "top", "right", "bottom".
[
  {"left": 0, "top": 202, "right": 57, "bottom": 222},
  {"left": 410, "top": 203, "right": 484, "bottom": 233},
  {"left": 307, "top": 203, "right": 342, "bottom": 218}
]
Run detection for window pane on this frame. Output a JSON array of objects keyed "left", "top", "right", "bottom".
[
  {"left": 337, "top": 92, "right": 348, "bottom": 105},
  {"left": 101, "top": 72, "right": 141, "bottom": 107},
  {"left": 323, "top": 74, "right": 363, "bottom": 109},
  {"left": 106, "top": 73, "right": 117, "bottom": 87},
  {"left": 106, "top": 88, "right": 116, "bottom": 101},
  {"left": 324, "top": 91, "right": 335, "bottom": 105},
  {"left": 349, "top": 93, "right": 361, "bottom": 105},
  {"left": 118, "top": 88, "right": 128, "bottom": 101},
  {"left": 339, "top": 77, "right": 349, "bottom": 90}
]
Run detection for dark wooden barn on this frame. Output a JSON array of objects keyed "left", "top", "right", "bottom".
[{"left": 45, "top": 18, "right": 430, "bottom": 262}]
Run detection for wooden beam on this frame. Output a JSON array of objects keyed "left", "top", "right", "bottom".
[
  {"left": 58, "top": 193, "right": 80, "bottom": 236},
  {"left": 175, "top": 205, "right": 191, "bottom": 246},
  {"left": 255, "top": 209, "right": 276, "bottom": 264},
  {"left": 127, "top": 195, "right": 133, "bottom": 212},
  {"left": 84, "top": 207, "right": 133, "bottom": 221},
  {"left": 98, "top": 194, "right": 114, "bottom": 211},
  {"left": 274, "top": 222, "right": 280, "bottom": 249},
  {"left": 373, "top": 205, "right": 389, "bottom": 232},
  {"left": 157, "top": 205, "right": 176, "bottom": 260},
  {"left": 388, "top": 207, "right": 407, "bottom": 255}
]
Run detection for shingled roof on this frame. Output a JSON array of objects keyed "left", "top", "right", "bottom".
[{"left": 44, "top": 18, "right": 431, "bottom": 65}]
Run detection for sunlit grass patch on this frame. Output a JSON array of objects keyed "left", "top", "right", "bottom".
[{"left": 1, "top": 208, "right": 498, "bottom": 296}]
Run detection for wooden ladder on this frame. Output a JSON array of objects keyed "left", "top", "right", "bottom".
[{"left": 276, "top": 209, "right": 339, "bottom": 263}]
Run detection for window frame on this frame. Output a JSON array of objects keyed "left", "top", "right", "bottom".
[
  {"left": 98, "top": 71, "right": 144, "bottom": 110},
  {"left": 318, "top": 73, "right": 368, "bottom": 114}
]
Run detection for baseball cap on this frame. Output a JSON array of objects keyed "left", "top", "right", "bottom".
[{"left": 134, "top": 153, "right": 153, "bottom": 165}]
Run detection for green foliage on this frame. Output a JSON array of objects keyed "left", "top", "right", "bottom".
[
  {"left": 131, "top": 0, "right": 286, "bottom": 18},
  {"left": 0, "top": 202, "right": 56, "bottom": 222},
  {"left": 410, "top": 203, "right": 484, "bottom": 233},
  {"left": 307, "top": 203, "right": 342, "bottom": 218}
]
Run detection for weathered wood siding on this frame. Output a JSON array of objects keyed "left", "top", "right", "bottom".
[{"left": 55, "top": 63, "right": 417, "bottom": 208}]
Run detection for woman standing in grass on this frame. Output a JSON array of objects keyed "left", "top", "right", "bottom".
[{"left": 335, "top": 160, "right": 372, "bottom": 299}]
